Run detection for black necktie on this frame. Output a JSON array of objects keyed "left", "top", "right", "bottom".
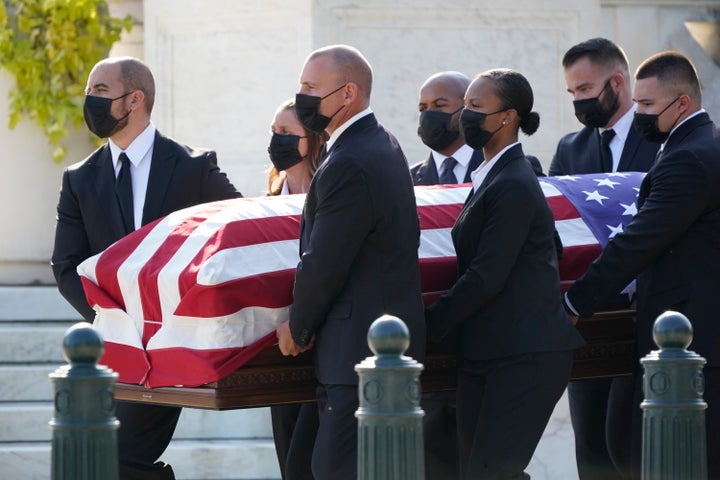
[
  {"left": 439, "top": 156, "right": 458, "bottom": 184},
  {"left": 116, "top": 152, "right": 134, "bottom": 234},
  {"left": 600, "top": 129, "right": 616, "bottom": 173}
]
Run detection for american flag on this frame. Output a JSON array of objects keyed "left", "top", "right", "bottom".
[{"left": 78, "top": 172, "right": 644, "bottom": 387}]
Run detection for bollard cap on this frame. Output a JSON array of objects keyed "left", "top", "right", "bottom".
[
  {"left": 367, "top": 315, "right": 410, "bottom": 356},
  {"left": 653, "top": 311, "right": 693, "bottom": 349},
  {"left": 62, "top": 322, "right": 105, "bottom": 365}
]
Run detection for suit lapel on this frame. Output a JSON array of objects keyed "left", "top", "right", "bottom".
[
  {"left": 416, "top": 154, "right": 439, "bottom": 185},
  {"left": 464, "top": 144, "right": 522, "bottom": 208},
  {"left": 617, "top": 127, "right": 642, "bottom": 171},
  {"left": 142, "top": 132, "right": 177, "bottom": 225},
  {"left": 92, "top": 145, "right": 127, "bottom": 239}
]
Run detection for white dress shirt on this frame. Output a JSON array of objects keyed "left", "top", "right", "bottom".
[
  {"left": 431, "top": 143, "right": 474, "bottom": 184},
  {"left": 600, "top": 103, "right": 635, "bottom": 172},
  {"left": 470, "top": 142, "right": 520, "bottom": 191},
  {"left": 109, "top": 122, "right": 155, "bottom": 230}
]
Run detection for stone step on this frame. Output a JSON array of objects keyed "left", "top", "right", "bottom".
[
  {"left": 0, "top": 402, "right": 273, "bottom": 442},
  {"left": 0, "top": 287, "right": 82, "bottom": 322},
  {"left": 0, "top": 323, "right": 72, "bottom": 363},
  {"left": 0, "top": 364, "right": 55, "bottom": 401},
  {"left": 0, "top": 438, "right": 281, "bottom": 480}
]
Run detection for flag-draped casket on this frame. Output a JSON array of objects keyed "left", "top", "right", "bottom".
[{"left": 78, "top": 172, "right": 644, "bottom": 388}]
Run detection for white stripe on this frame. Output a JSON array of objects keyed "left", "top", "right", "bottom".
[
  {"left": 147, "top": 305, "right": 288, "bottom": 350},
  {"left": 419, "top": 228, "right": 454, "bottom": 258},
  {"left": 414, "top": 185, "right": 471, "bottom": 206},
  {"left": 77, "top": 253, "right": 100, "bottom": 286},
  {"left": 555, "top": 218, "right": 597, "bottom": 247},
  {"left": 197, "top": 240, "right": 299, "bottom": 285},
  {"left": 92, "top": 307, "right": 144, "bottom": 349},
  {"left": 539, "top": 181, "right": 563, "bottom": 198}
]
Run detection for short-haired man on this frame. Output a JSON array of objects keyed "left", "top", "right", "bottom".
[
  {"left": 564, "top": 51, "right": 720, "bottom": 479},
  {"left": 52, "top": 57, "right": 241, "bottom": 479},
  {"left": 275, "top": 45, "right": 425, "bottom": 480},
  {"left": 551, "top": 38, "right": 659, "bottom": 480}
]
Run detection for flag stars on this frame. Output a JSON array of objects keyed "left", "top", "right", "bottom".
[
  {"left": 583, "top": 190, "right": 609, "bottom": 205},
  {"left": 620, "top": 202, "right": 637, "bottom": 216},
  {"left": 608, "top": 172, "right": 631, "bottom": 178},
  {"left": 607, "top": 223, "right": 624, "bottom": 238},
  {"left": 594, "top": 178, "right": 621, "bottom": 189}
]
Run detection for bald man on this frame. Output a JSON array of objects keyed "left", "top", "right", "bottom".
[
  {"left": 412, "top": 71, "right": 482, "bottom": 185},
  {"left": 51, "top": 57, "right": 240, "bottom": 479},
  {"left": 275, "top": 45, "right": 425, "bottom": 480}
]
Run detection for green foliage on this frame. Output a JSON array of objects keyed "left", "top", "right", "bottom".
[{"left": 0, "top": 0, "right": 132, "bottom": 162}]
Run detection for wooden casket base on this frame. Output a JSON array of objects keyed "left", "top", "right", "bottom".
[{"left": 114, "top": 309, "right": 636, "bottom": 410}]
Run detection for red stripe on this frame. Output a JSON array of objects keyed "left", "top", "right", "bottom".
[
  {"left": 417, "top": 204, "right": 463, "bottom": 229},
  {"left": 145, "top": 332, "right": 277, "bottom": 387},
  {"left": 99, "top": 341, "right": 150, "bottom": 384},
  {"left": 418, "top": 256, "right": 457, "bottom": 294},
  {"left": 90, "top": 224, "right": 155, "bottom": 311},
  {"left": 175, "top": 269, "right": 296, "bottom": 317},
  {"left": 559, "top": 244, "right": 602, "bottom": 282},
  {"left": 546, "top": 195, "right": 581, "bottom": 221}
]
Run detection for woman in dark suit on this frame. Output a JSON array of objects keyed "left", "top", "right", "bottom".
[
  {"left": 266, "top": 98, "right": 325, "bottom": 480},
  {"left": 425, "top": 69, "right": 584, "bottom": 479}
]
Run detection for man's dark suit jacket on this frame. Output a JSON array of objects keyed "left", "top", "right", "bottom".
[
  {"left": 289, "top": 113, "right": 425, "bottom": 385},
  {"left": 52, "top": 131, "right": 240, "bottom": 321},
  {"left": 567, "top": 112, "right": 720, "bottom": 364},
  {"left": 426, "top": 143, "right": 584, "bottom": 360},
  {"left": 411, "top": 149, "right": 544, "bottom": 184},
  {"left": 549, "top": 123, "right": 658, "bottom": 176}
]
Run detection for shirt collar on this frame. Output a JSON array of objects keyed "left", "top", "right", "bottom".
[
  {"left": 109, "top": 122, "right": 156, "bottom": 168},
  {"left": 470, "top": 141, "right": 519, "bottom": 191},
  {"left": 431, "top": 143, "right": 474, "bottom": 171},
  {"left": 326, "top": 108, "right": 372, "bottom": 150}
]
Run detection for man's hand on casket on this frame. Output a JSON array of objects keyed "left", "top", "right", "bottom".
[
  {"left": 276, "top": 320, "right": 314, "bottom": 356},
  {"left": 562, "top": 293, "right": 580, "bottom": 325}
]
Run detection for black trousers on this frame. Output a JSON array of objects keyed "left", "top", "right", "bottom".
[
  {"left": 568, "top": 376, "right": 634, "bottom": 479},
  {"left": 116, "top": 401, "right": 181, "bottom": 480},
  {"left": 271, "top": 402, "right": 319, "bottom": 480},
  {"left": 457, "top": 350, "right": 573, "bottom": 480},
  {"left": 311, "top": 384, "right": 359, "bottom": 480},
  {"left": 422, "top": 390, "right": 459, "bottom": 480}
]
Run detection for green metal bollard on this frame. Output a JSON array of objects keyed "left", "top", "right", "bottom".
[
  {"left": 49, "top": 322, "right": 119, "bottom": 480},
  {"left": 355, "top": 315, "right": 425, "bottom": 480},
  {"left": 641, "top": 311, "right": 707, "bottom": 480}
]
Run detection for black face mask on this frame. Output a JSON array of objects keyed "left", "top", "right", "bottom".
[
  {"left": 633, "top": 97, "right": 681, "bottom": 144},
  {"left": 459, "top": 108, "right": 506, "bottom": 150},
  {"left": 295, "top": 84, "right": 347, "bottom": 133},
  {"left": 83, "top": 91, "right": 134, "bottom": 138},
  {"left": 268, "top": 133, "right": 305, "bottom": 171},
  {"left": 417, "top": 107, "right": 462, "bottom": 152},
  {"left": 573, "top": 79, "right": 620, "bottom": 128}
]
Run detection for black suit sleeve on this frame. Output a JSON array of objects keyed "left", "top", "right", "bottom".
[
  {"left": 567, "top": 147, "right": 714, "bottom": 317},
  {"left": 289, "top": 161, "right": 373, "bottom": 345},
  {"left": 425, "top": 177, "right": 539, "bottom": 339},
  {"left": 51, "top": 170, "right": 96, "bottom": 321},
  {"left": 199, "top": 151, "right": 242, "bottom": 201},
  {"left": 548, "top": 144, "right": 566, "bottom": 177}
]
